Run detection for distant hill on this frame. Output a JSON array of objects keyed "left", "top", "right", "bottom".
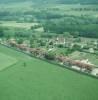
[{"left": 0, "top": 0, "right": 98, "bottom": 4}]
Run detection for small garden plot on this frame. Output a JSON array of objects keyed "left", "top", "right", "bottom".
[
  {"left": 0, "top": 52, "right": 17, "bottom": 71},
  {"left": 69, "top": 51, "right": 98, "bottom": 66}
]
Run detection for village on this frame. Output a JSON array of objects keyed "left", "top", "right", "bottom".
[{"left": 0, "top": 35, "right": 98, "bottom": 77}]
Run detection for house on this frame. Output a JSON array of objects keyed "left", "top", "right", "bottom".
[
  {"left": 91, "top": 68, "right": 98, "bottom": 76},
  {"left": 8, "top": 38, "right": 17, "bottom": 47},
  {"left": 17, "top": 43, "right": 28, "bottom": 51},
  {"left": 89, "top": 48, "right": 95, "bottom": 53},
  {"left": 54, "top": 37, "right": 65, "bottom": 45}
]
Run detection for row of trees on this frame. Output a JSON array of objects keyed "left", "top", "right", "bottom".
[
  {"left": 72, "top": 8, "right": 98, "bottom": 11},
  {"left": 59, "top": 0, "right": 98, "bottom": 4},
  {"left": 0, "top": 27, "right": 33, "bottom": 38},
  {"left": 0, "top": 0, "right": 98, "bottom": 4}
]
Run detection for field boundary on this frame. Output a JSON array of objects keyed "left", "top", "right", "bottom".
[
  {"left": 0, "top": 62, "right": 18, "bottom": 72},
  {"left": 1, "top": 44, "right": 98, "bottom": 79}
]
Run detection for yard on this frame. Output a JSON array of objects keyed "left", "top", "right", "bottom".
[
  {"left": 0, "top": 45, "right": 98, "bottom": 100},
  {"left": 69, "top": 51, "right": 98, "bottom": 66}
]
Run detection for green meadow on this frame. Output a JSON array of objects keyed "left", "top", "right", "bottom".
[
  {"left": 0, "top": 44, "right": 98, "bottom": 100},
  {"left": 0, "top": 21, "right": 39, "bottom": 29},
  {"left": 0, "top": 52, "right": 17, "bottom": 71}
]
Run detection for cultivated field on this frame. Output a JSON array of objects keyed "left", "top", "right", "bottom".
[{"left": 0, "top": 45, "right": 98, "bottom": 100}]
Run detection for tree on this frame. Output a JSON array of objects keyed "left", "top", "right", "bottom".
[
  {"left": 23, "top": 62, "right": 26, "bottom": 67},
  {"left": 72, "top": 44, "right": 81, "bottom": 51},
  {"left": 0, "top": 27, "right": 4, "bottom": 37},
  {"left": 44, "top": 51, "right": 55, "bottom": 60},
  {"left": 40, "top": 41, "right": 46, "bottom": 46},
  {"left": 70, "top": 32, "right": 79, "bottom": 38},
  {"left": 17, "top": 38, "right": 24, "bottom": 44}
]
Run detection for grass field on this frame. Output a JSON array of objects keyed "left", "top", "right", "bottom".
[
  {"left": 0, "top": 45, "right": 98, "bottom": 100},
  {"left": 0, "top": 21, "right": 39, "bottom": 29},
  {"left": 0, "top": 52, "right": 17, "bottom": 71}
]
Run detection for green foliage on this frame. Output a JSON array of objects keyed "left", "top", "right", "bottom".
[
  {"left": 31, "top": 25, "right": 42, "bottom": 30},
  {"left": 0, "top": 0, "right": 98, "bottom": 4},
  {"left": 43, "top": 19, "right": 98, "bottom": 38},
  {"left": 0, "top": 27, "right": 4, "bottom": 37},
  {"left": 40, "top": 41, "right": 46, "bottom": 46},
  {"left": 44, "top": 51, "right": 55, "bottom": 60},
  {"left": 17, "top": 38, "right": 24, "bottom": 44},
  {"left": 72, "top": 44, "right": 82, "bottom": 51}
]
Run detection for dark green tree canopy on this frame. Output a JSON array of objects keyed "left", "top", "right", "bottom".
[{"left": 0, "top": 0, "right": 98, "bottom": 4}]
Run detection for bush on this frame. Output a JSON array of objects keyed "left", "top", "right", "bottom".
[{"left": 44, "top": 52, "right": 55, "bottom": 60}]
